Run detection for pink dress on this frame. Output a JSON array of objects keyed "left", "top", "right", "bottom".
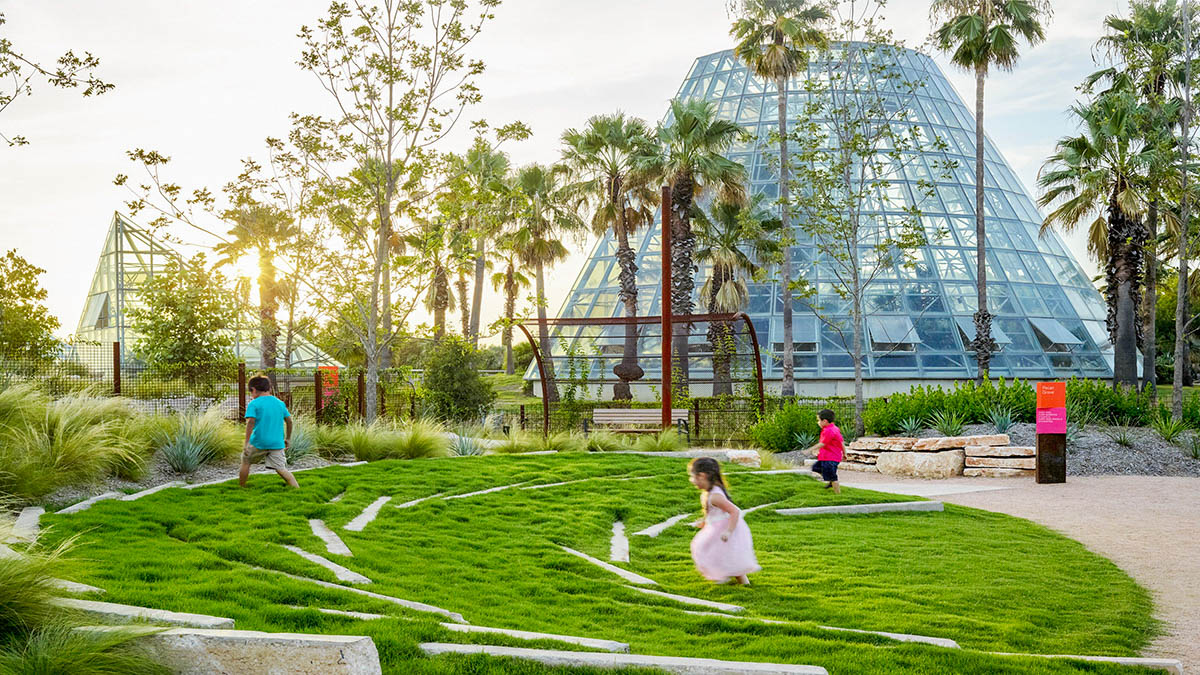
[{"left": 690, "top": 486, "right": 760, "bottom": 582}]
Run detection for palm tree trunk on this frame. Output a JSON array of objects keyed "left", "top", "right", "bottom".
[
  {"left": 535, "top": 261, "right": 560, "bottom": 403},
  {"left": 1115, "top": 278, "right": 1140, "bottom": 387},
  {"left": 1173, "top": 0, "right": 1193, "bottom": 419},
  {"left": 456, "top": 271, "right": 470, "bottom": 337},
  {"left": 613, "top": 216, "right": 642, "bottom": 400},
  {"left": 258, "top": 251, "right": 280, "bottom": 389},
  {"left": 503, "top": 265, "right": 517, "bottom": 375},
  {"left": 470, "top": 235, "right": 486, "bottom": 346},
  {"left": 1142, "top": 201, "right": 1158, "bottom": 397},
  {"left": 670, "top": 174, "right": 695, "bottom": 397},
  {"left": 778, "top": 73, "right": 795, "bottom": 398},
  {"left": 432, "top": 264, "right": 448, "bottom": 340},
  {"left": 1110, "top": 195, "right": 1146, "bottom": 388},
  {"left": 972, "top": 66, "right": 993, "bottom": 383}
]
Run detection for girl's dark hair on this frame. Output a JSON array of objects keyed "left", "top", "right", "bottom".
[{"left": 688, "top": 457, "right": 728, "bottom": 494}]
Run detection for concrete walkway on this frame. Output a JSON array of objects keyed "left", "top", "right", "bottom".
[{"left": 843, "top": 473, "right": 1200, "bottom": 669}]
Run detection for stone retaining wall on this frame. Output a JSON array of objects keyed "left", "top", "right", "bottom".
[{"left": 845, "top": 435, "right": 1037, "bottom": 479}]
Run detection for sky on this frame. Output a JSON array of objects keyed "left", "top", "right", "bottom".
[{"left": 0, "top": 0, "right": 1128, "bottom": 342}]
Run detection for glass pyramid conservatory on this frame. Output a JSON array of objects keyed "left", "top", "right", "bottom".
[{"left": 552, "top": 45, "right": 1115, "bottom": 391}]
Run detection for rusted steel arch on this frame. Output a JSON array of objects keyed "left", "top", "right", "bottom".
[{"left": 516, "top": 312, "right": 765, "bottom": 436}]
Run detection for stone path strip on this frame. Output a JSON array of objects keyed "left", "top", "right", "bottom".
[
  {"left": 444, "top": 482, "right": 527, "bottom": 500},
  {"left": 290, "top": 606, "right": 389, "bottom": 621},
  {"left": 328, "top": 491, "right": 345, "bottom": 503},
  {"left": 395, "top": 493, "right": 444, "bottom": 509},
  {"left": 609, "top": 522, "right": 629, "bottom": 563},
  {"left": 53, "top": 597, "right": 234, "bottom": 629},
  {"left": 10, "top": 506, "right": 43, "bottom": 542},
  {"left": 419, "top": 643, "right": 828, "bottom": 675},
  {"left": 52, "top": 578, "right": 105, "bottom": 594},
  {"left": 442, "top": 624, "right": 630, "bottom": 653},
  {"left": 282, "top": 545, "right": 371, "bottom": 584},
  {"left": 559, "top": 546, "right": 657, "bottom": 586},
  {"left": 308, "top": 519, "right": 353, "bottom": 556},
  {"left": 121, "top": 481, "right": 185, "bottom": 501},
  {"left": 775, "top": 501, "right": 943, "bottom": 517},
  {"left": 344, "top": 496, "right": 392, "bottom": 532},
  {"left": 680, "top": 609, "right": 961, "bottom": 648},
  {"left": 58, "top": 491, "right": 122, "bottom": 515},
  {"left": 624, "top": 585, "right": 743, "bottom": 613},
  {"left": 257, "top": 567, "right": 467, "bottom": 624},
  {"left": 633, "top": 514, "right": 690, "bottom": 537},
  {"left": 742, "top": 501, "right": 780, "bottom": 516},
  {"left": 989, "top": 652, "right": 1182, "bottom": 674}
]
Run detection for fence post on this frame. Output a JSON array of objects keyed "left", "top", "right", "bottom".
[
  {"left": 112, "top": 342, "right": 121, "bottom": 396},
  {"left": 519, "top": 404, "right": 526, "bottom": 431},
  {"left": 314, "top": 369, "right": 324, "bottom": 417},
  {"left": 410, "top": 392, "right": 416, "bottom": 421},
  {"left": 357, "top": 372, "right": 366, "bottom": 419},
  {"left": 237, "top": 363, "right": 247, "bottom": 420},
  {"left": 693, "top": 398, "right": 700, "bottom": 440},
  {"left": 379, "top": 384, "right": 386, "bottom": 418}
]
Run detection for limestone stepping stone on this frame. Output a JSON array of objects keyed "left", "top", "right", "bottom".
[
  {"left": 444, "top": 482, "right": 527, "bottom": 500},
  {"left": 609, "top": 522, "right": 629, "bottom": 563},
  {"left": 58, "top": 492, "right": 123, "bottom": 515},
  {"left": 344, "top": 496, "right": 392, "bottom": 532},
  {"left": 309, "top": 520, "right": 353, "bottom": 557},
  {"left": 260, "top": 567, "right": 467, "bottom": 623},
  {"left": 10, "top": 506, "right": 43, "bottom": 542},
  {"left": 182, "top": 477, "right": 235, "bottom": 490},
  {"left": 990, "top": 653, "right": 1182, "bottom": 675},
  {"left": 329, "top": 491, "right": 345, "bottom": 503},
  {"left": 776, "top": 501, "right": 943, "bottom": 517},
  {"left": 442, "top": 623, "right": 629, "bottom": 653},
  {"left": 419, "top": 643, "right": 827, "bottom": 674},
  {"left": 87, "top": 626, "right": 381, "bottom": 675},
  {"left": 624, "top": 585, "right": 743, "bottom": 613},
  {"left": 54, "top": 598, "right": 234, "bottom": 629},
  {"left": 282, "top": 545, "right": 371, "bottom": 584},
  {"left": 633, "top": 514, "right": 690, "bottom": 537},
  {"left": 290, "top": 606, "right": 389, "bottom": 621},
  {"left": 681, "top": 610, "right": 960, "bottom": 648},
  {"left": 522, "top": 479, "right": 586, "bottom": 490},
  {"left": 121, "top": 482, "right": 185, "bottom": 501},
  {"left": 741, "top": 501, "right": 780, "bottom": 516},
  {"left": 560, "top": 546, "right": 657, "bottom": 586},
  {"left": 51, "top": 578, "right": 106, "bottom": 594},
  {"left": 338, "top": 461, "right": 369, "bottom": 467},
  {"left": 395, "top": 493, "right": 444, "bottom": 509}
]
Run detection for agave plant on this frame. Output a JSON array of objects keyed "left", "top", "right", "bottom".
[
  {"left": 448, "top": 433, "right": 486, "bottom": 457},
  {"left": 898, "top": 415, "right": 925, "bottom": 437},
  {"left": 928, "top": 410, "right": 965, "bottom": 437},
  {"left": 156, "top": 415, "right": 222, "bottom": 473},
  {"left": 286, "top": 422, "right": 316, "bottom": 465},
  {"left": 791, "top": 430, "right": 817, "bottom": 451},
  {"left": 986, "top": 406, "right": 1014, "bottom": 434}
]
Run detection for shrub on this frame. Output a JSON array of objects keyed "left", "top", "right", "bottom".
[
  {"left": 987, "top": 406, "right": 1014, "bottom": 434},
  {"left": 1065, "top": 380, "right": 1152, "bottom": 427},
  {"left": 748, "top": 403, "right": 822, "bottom": 453},
  {"left": 421, "top": 336, "right": 496, "bottom": 423},
  {"left": 633, "top": 429, "right": 685, "bottom": 453},
  {"left": 929, "top": 410, "right": 965, "bottom": 436}
]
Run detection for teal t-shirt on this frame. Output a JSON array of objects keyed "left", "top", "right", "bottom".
[{"left": 246, "top": 395, "right": 290, "bottom": 450}]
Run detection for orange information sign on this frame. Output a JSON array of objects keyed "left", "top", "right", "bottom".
[{"left": 1036, "top": 381, "right": 1065, "bottom": 409}]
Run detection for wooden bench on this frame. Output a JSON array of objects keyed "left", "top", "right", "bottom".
[{"left": 588, "top": 408, "right": 690, "bottom": 439}]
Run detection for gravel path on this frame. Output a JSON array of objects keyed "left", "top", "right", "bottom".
[{"left": 843, "top": 472, "right": 1200, "bottom": 668}]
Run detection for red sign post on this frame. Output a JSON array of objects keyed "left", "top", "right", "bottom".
[{"left": 1035, "top": 382, "right": 1066, "bottom": 483}]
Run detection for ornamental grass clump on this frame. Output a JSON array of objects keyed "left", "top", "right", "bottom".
[
  {"left": 583, "top": 430, "right": 629, "bottom": 453},
  {"left": 155, "top": 413, "right": 227, "bottom": 474},
  {"left": 1151, "top": 413, "right": 1188, "bottom": 445},
  {"left": 491, "top": 431, "right": 541, "bottom": 454},
  {"left": 633, "top": 428, "right": 685, "bottom": 453}
]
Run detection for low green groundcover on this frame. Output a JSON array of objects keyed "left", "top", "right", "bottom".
[{"left": 43, "top": 455, "right": 1157, "bottom": 674}]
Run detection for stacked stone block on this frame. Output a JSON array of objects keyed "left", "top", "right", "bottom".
[{"left": 844, "top": 435, "right": 1024, "bottom": 479}]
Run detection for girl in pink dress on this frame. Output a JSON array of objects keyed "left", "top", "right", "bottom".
[{"left": 688, "top": 457, "right": 760, "bottom": 585}]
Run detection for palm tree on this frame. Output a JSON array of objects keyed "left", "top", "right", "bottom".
[
  {"left": 405, "top": 220, "right": 456, "bottom": 340},
  {"left": 931, "top": 0, "right": 1051, "bottom": 383},
  {"left": 490, "top": 233, "right": 532, "bottom": 375},
  {"left": 513, "top": 164, "right": 584, "bottom": 402},
  {"left": 694, "top": 196, "right": 782, "bottom": 395},
  {"left": 462, "top": 141, "right": 511, "bottom": 345},
  {"left": 214, "top": 203, "right": 296, "bottom": 381},
  {"left": 561, "top": 113, "right": 661, "bottom": 400},
  {"left": 655, "top": 99, "right": 748, "bottom": 393},
  {"left": 731, "top": 0, "right": 828, "bottom": 398},
  {"left": 1039, "top": 92, "right": 1153, "bottom": 387}
]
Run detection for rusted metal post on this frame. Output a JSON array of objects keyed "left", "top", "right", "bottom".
[
  {"left": 693, "top": 398, "right": 701, "bottom": 440},
  {"left": 237, "top": 363, "right": 247, "bottom": 420},
  {"left": 112, "top": 342, "right": 121, "bottom": 396},
  {"left": 661, "top": 185, "right": 673, "bottom": 429},
  {"left": 379, "top": 384, "right": 386, "bottom": 418},
  {"left": 519, "top": 404, "right": 526, "bottom": 431},
  {"left": 357, "top": 372, "right": 366, "bottom": 419},
  {"left": 314, "top": 369, "right": 324, "bottom": 417}
]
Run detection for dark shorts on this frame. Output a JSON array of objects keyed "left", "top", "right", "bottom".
[{"left": 811, "top": 460, "right": 839, "bottom": 482}]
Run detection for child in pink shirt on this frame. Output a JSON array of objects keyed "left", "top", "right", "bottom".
[{"left": 804, "top": 408, "right": 844, "bottom": 493}]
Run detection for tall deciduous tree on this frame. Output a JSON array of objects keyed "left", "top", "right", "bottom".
[
  {"left": 0, "top": 249, "right": 60, "bottom": 363},
  {"left": 0, "top": 11, "right": 113, "bottom": 146},
  {"left": 731, "top": 0, "right": 828, "bottom": 398},
  {"left": 655, "top": 99, "right": 747, "bottom": 395},
  {"left": 694, "top": 196, "right": 782, "bottom": 395},
  {"left": 931, "top": 0, "right": 1050, "bottom": 383},
  {"left": 561, "top": 113, "right": 660, "bottom": 400}
]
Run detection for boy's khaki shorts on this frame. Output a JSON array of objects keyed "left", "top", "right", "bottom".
[{"left": 243, "top": 445, "right": 287, "bottom": 471}]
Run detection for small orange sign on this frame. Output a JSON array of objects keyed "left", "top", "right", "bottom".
[{"left": 1036, "top": 381, "right": 1065, "bottom": 409}]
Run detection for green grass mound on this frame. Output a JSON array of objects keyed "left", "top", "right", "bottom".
[{"left": 42, "top": 454, "right": 1158, "bottom": 674}]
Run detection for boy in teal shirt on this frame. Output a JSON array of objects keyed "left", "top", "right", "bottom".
[{"left": 239, "top": 375, "right": 299, "bottom": 488}]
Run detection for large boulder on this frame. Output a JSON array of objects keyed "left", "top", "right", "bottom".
[
  {"left": 912, "top": 434, "right": 1009, "bottom": 451},
  {"left": 724, "top": 450, "right": 761, "bottom": 468},
  {"left": 849, "top": 437, "right": 916, "bottom": 451},
  {"left": 876, "top": 449, "right": 964, "bottom": 479}
]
